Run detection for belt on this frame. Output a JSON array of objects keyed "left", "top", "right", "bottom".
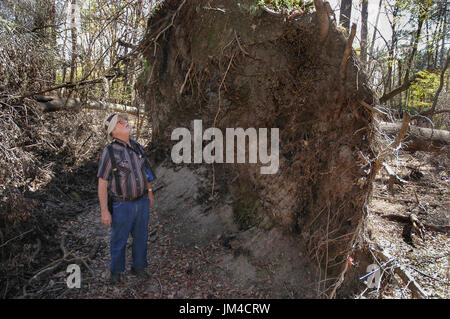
[{"left": 111, "top": 194, "right": 145, "bottom": 202}]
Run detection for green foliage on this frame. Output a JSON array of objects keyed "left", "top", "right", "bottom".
[
  {"left": 407, "top": 70, "right": 440, "bottom": 111},
  {"left": 257, "top": 0, "right": 313, "bottom": 11},
  {"left": 236, "top": 2, "right": 263, "bottom": 16}
]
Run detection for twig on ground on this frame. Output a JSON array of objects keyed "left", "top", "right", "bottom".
[
  {"left": 359, "top": 257, "right": 396, "bottom": 281},
  {"left": 405, "top": 265, "right": 449, "bottom": 284},
  {"left": 374, "top": 250, "right": 428, "bottom": 299},
  {"left": 0, "top": 229, "right": 34, "bottom": 249}
]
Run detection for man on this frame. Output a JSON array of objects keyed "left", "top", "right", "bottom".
[{"left": 97, "top": 113, "right": 155, "bottom": 284}]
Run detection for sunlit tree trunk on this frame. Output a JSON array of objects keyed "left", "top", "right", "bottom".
[
  {"left": 403, "top": 2, "right": 430, "bottom": 83},
  {"left": 69, "top": 0, "right": 78, "bottom": 90},
  {"left": 385, "top": 0, "right": 400, "bottom": 100},
  {"left": 439, "top": 0, "right": 447, "bottom": 68},
  {"left": 360, "top": 0, "right": 368, "bottom": 68}
]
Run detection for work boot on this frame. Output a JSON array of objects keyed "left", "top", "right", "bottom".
[
  {"left": 109, "top": 273, "right": 121, "bottom": 284},
  {"left": 130, "top": 267, "right": 150, "bottom": 280}
]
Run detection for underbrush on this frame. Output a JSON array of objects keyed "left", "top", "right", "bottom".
[{"left": 0, "top": 98, "right": 109, "bottom": 298}]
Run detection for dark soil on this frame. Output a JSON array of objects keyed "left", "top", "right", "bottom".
[{"left": 138, "top": 0, "right": 377, "bottom": 294}]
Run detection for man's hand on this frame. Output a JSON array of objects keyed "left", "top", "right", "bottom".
[
  {"left": 101, "top": 209, "right": 112, "bottom": 227},
  {"left": 148, "top": 191, "right": 155, "bottom": 208}
]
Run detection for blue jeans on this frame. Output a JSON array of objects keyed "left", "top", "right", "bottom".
[{"left": 110, "top": 195, "right": 150, "bottom": 274}]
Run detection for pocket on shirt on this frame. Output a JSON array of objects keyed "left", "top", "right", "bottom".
[{"left": 117, "top": 160, "right": 131, "bottom": 177}]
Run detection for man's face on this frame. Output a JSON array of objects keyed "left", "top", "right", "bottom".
[{"left": 113, "top": 116, "right": 130, "bottom": 136}]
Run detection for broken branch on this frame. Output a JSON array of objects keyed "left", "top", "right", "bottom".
[{"left": 379, "top": 72, "right": 426, "bottom": 104}]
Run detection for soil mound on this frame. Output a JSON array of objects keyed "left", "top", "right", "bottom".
[{"left": 138, "top": 0, "right": 377, "bottom": 295}]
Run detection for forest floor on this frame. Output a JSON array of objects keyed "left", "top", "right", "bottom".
[
  {"left": 11, "top": 113, "right": 449, "bottom": 299},
  {"left": 43, "top": 161, "right": 318, "bottom": 299},
  {"left": 36, "top": 151, "right": 448, "bottom": 299},
  {"left": 25, "top": 113, "right": 316, "bottom": 299},
  {"left": 362, "top": 151, "right": 449, "bottom": 299},
  {"left": 51, "top": 164, "right": 275, "bottom": 299}
]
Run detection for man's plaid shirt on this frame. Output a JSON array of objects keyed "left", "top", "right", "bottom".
[{"left": 97, "top": 138, "right": 149, "bottom": 199}]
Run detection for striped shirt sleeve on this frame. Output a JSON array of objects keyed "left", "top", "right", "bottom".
[{"left": 97, "top": 146, "right": 112, "bottom": 180}]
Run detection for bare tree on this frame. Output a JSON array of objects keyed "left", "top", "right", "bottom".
[
  {"left": 403, "top": 0, "right": 431, "bottom": 83},
  {"left": 69, "top": 0, "right": 78, "bottom": 90},
  {"left": 384, "top": 0, "right": 401, "bottom": 98},
  {"left": 368, "top": 0, "right": 383, "bottom": 65},
  {"left": 339, "top": 0, "right": 352, "bottom": 30},
  {"left": 360, "top": 0, "right": 368, "bottom": 66},
  {"left": 439, "top": 0, "right": 447, "bottom": 68}
]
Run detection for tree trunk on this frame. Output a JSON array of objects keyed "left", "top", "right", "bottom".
[
  {"left": 368, "top": 0, "right": 383, "bottom": 66},
  {"left": 403, "top": 2, "right": 429, "bottom": 83},
  {"left": 425, "top": 19, "right": 431, "bottom": 70},
  {"left": 397, "top": 59, "right": 403, "bottom": 108},
  {"left": 429, "top": 53, "right": 450, "bottom": 116},
  {"left": 382, "top": 1, "right": 431, "bottom": 106},
  {"left": 339, "top": 0, "right": 352, "bottom": 30},
  {"left": 439, "top": 0, "right": 447, "bottom": 68},
  {"left": 69, "top": 0, "right": 78, "bottom": 88},
  {"left": 33, "top": 0, "right": 57, "bottom": 84},
  {"left": 360, "top": 0, "right": 368, "bottom": 67},
  {"left": 385, "top": 0, "right": 400, "bottom": 98}
]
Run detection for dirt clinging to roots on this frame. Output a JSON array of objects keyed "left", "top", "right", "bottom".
[{"left": 138, "top": 0, "right": 377, "bottom": 295}]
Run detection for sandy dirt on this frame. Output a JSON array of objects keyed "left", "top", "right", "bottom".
[{"left": 51, "top": 162, "right": 318, "bottom": 299}]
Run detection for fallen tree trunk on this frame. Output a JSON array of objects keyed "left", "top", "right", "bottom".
[
  {"left": 84, "top": 100, "right": 138, "bottom": 115},
  {"left": 378, "top": 121, "right": 450, "bottom": 153},
  {"left": 34, "top": 96, "right": 138, "bottom": 115}
]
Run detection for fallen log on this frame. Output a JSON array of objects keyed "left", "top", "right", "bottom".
[
  {"left": 84, "top": 99, "right": 138, "bottom": 115},
  {"left": 378, "top": 121, "right": 450, "bottom": 153},
  {"left": 34, "top": 95, "right": 138, "bottom": 115}
]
